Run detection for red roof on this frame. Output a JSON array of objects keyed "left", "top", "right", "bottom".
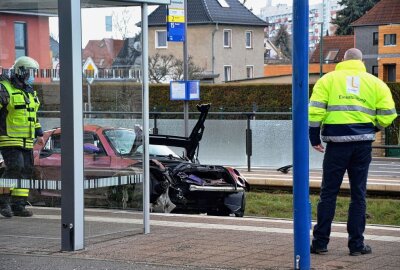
[
  {"left": 82, "top": 38, "right": 124, "bottom": 69},
  {"left": 310, "top": 35, "right": 354, "bottom": 63},
  {"left": 351, "top": 0, "right": 400, "bottom": 26}
]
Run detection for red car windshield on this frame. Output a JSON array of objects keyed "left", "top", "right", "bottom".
[{"left": 104, "top": 129, "right": 137, "bottom": 155}]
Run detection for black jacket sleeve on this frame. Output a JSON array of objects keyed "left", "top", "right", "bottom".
[{"left": 309, "top": 127, "right": 321, "bottom": 146}]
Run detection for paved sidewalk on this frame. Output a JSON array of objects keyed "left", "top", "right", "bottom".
[{"left": 1, "top": 207, "right": 400, "bottom": 270}]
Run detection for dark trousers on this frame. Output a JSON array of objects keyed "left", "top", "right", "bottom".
[
  {"left": 0, "top": 148, "right": 33, "bottom": 205},
  {"left": 312, "top": 141, "right": 372, "bottom": 252}
]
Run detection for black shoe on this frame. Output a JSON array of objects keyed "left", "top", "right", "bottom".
[
  {"left": 311, "top": 245, "right": 328, "bottom": 254},
  {"left": 0, "top": 204, "right": 13, "bottom": 218},
  {"left": 11, "top": 203, "right": 33, "bottom": 217},
  {"left": 349, "top": 245, "right": 372, "bottom": 256}
]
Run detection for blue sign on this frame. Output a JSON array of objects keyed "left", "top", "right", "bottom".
[
  {"left": 170, "top": 80, "right": 200, "bottom": 101},
  {"left": 167, "top": 22, "right": 185, "bottom": 42},
  {"left": 187, "top": 80, "right": 200, "bottom": 100}
]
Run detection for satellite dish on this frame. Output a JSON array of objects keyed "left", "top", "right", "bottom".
[{"left": 133, "top": 41, "right": 142, "bottom": 52}]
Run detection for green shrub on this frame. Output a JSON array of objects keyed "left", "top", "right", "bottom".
[{"left": 36, "top": 82, "right": 400, "bottom": 113}]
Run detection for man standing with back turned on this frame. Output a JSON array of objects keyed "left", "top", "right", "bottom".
[
  {"left": 309, "top": 48, "right": 397, "bottom": 256},
  {"left": 0, "top": 56, "right": 44, "bottom": 218}
]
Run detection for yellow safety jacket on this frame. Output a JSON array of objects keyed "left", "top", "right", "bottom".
[
  {"left": 0, "top": 80, "right": 41, "bottom": 149},
  {"left": 309, "top": 60, "right": 397, "bottom": 143}
]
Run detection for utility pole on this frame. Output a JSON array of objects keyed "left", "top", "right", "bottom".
[
  {"left": 319, "top": 22, "right": 323, "bottom": 78},
  {"left": 183, "top": 0, "right": 189, "bottom": 137}
]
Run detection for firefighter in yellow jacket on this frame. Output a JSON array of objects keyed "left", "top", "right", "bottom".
[
  {"left": 0, "top": 56, "right": 44, "bottom": 218},
  {"left": 309, "top": 48, "right": 397, "bottom": 256}
]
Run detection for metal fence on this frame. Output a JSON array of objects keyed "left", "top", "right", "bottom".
[{"left": 37, "top": 110, "right": 400, "bottom": 170}]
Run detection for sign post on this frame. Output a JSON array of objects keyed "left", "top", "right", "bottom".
[
  {"left": 292, "top": 0, "right": 311, "bottom": 269},
  {"left": 86, "top": 77, "right": 94, "bottom": 117},
  {"left": 82, "top": 58, "right": 98, "bottom": 118},
  {"left": 167, "top": 0, "right": 189, "bottom": 136}
]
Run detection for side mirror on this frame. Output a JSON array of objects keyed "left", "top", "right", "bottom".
[{"left": 84, "top": 143, "right": 100, "bottom": 154}]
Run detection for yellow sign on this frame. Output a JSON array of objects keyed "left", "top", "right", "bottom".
[
  {"left": 167, "top": 15, "right": 185, "bottom": 23},
  {"left": 86, "top": 63, "right": 94, "bottom": 71}
]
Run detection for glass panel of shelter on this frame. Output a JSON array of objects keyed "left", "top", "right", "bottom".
[
  {"left": 0, "top": 0, "right": 150, "bottom": 251},
  {"left": 0, "top": 0, "right": 61, "bottom": 253},
  {"left": 80, "top": 2, "right": 144, "bottom": 245}
]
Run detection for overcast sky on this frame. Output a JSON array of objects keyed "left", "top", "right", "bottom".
[
  {"left": 51, "top": 0, "right": 325, "bottom": 47},
  {"left": 245, "top": 0, "right": 323, "bottom": 14}
]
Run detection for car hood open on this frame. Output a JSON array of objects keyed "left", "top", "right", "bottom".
[{"left": 149, "top": 103, "right": 210, "bottom": 162}]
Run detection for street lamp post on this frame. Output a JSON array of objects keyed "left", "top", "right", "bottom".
[{"left": 319, "top": 22, "right": 324, "bottom": 77}]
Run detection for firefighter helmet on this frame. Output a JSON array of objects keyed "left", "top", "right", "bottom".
[{"left": 13, "top": 56, "right": 39, "bottom": 75}]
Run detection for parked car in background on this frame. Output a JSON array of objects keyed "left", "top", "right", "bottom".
[{"left": 0, "top": 104, "right": 249, "bottom": 216}]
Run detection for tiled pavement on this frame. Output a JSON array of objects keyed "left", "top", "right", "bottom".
[{"left": 0, "top": 207, "right": 399, "bottom": 270}]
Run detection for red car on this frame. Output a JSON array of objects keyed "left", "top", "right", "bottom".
[
  {"left": 3, "top": 104, "right": 250, "bottom": 216},
  {"left": 33, "top": 124, "right": 143, "bottom": 180}
]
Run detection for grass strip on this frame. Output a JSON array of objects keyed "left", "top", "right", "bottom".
[{"left": 246, "top": 191, "right": 400, "bottom": 226}]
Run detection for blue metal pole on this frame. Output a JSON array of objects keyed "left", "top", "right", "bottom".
[{"left": 292, "top": 0, "right": 310, "bottom": 269}]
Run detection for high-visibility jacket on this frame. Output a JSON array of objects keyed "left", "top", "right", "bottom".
[
  {"left": 309, "top": 60, "right": 397, "bottom": 143},
  {"left": 0, "top": 80, "right": 41, "bottom": 149}
]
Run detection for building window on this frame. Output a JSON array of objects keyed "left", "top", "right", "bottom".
[
  {"left": 105, "top": 16, "right": 112, "bottom": 32},
  {"left": 384, "top": 64, "right": 396, "bottom": 82},
  {"left": 14, "top": 22, "right": 27, "bottom": 59},
  {"left": 245, "top": 31, "right": 253, "bottom": 48},
  {"left": 223, "top": 29, "right": 232, "bottom": 48},
  {"left": 384, "top": 34, "right": 396, "bottom": 46},
  {"left": 372, "top": 66, "right": 378, "bottom": 77},
  {"left": 224, "top": 65, "right": 232, "bottom": 82},
  {"left": 324, "top": 49, "right": 339, "bottom": 63},
  {"left": 155, "top": 30, "right": 167, "bottom": 48},
  {"left": 246, "top": 66, "right": 254, "bottom": 79},
  {"left": 373, "top": 32, "right": 378, "bottom": 46}
]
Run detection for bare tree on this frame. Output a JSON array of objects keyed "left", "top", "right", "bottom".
[
  {"left": 172, "top": 56, "right": 204, "bottom": 81},
  {"left": 148, "top": 53, "right": 176, "bottom": 83},
  {"left": 112, "top": 8, "right": 135, "bottom": 40},
  {"left": 148, "top": 54, "right": 205, "bottom": 83}
]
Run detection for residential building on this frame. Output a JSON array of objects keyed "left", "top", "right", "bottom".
[
  {"left": 309, "top": 35, "right": 354, "bottom": 69},
  {"left": 351, "top": 0, "right": 400, "bottom": 82},
  {"left": 264, "top": 38, "right": 289, "bottom": 64},
  {"left": 261, "top": 35, "right": 354, "bottom": 84},
  {"left": 82, "top": 38, "right": 124, "bottom": 78},
  {"left": 147, "top": 0, "right": 267, "bottom": 83},
  {"left": 0, "top": 12, "right": 52, "bottom": 82},
  {"left": 112, "top": 36, "right": 142, "bottom": 80},
  {"left": 50, "top": 36, "right": 60, "bottom": 80},
  {"left": 259, "top": 0, "right": 343, "bottom": 50}
]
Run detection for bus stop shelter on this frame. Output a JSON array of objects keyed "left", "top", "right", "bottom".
[{"left": 0, "top": 0, "right": 170, "bottom": 251}]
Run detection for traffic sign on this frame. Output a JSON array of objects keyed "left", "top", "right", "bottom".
[
  {"left": 167, "top": 22, "right": 185, "bottom": 42},
  {"left": 167, "top": 0, "right": 185, "bottom": 42}
]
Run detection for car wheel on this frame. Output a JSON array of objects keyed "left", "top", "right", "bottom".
[{"left": 234, "top": 193, "right": 246, "bottom": 217}]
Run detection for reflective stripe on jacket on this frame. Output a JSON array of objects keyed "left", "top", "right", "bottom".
[
  {"left": 309, "top": 60, "right": 397, "bottom": 143},
  {"left": 10, "top": 188, "right": 30, "bottom": 197},
  {"left": 0, "top": 80, "right": 41, "bottom": 149}
]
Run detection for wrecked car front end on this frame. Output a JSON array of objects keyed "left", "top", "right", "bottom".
[
  {"left": 149, "top": 159, "right": 249, "bottom": 217},
  {"left": 148, "top": 104, "right": 250, "bottom": 216}
]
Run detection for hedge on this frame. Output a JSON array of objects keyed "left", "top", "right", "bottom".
[{"left": 36, "top": 82, "right": 400, "bottom": 113}]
